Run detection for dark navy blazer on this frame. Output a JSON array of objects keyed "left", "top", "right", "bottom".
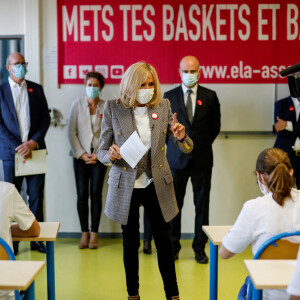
[
  {"left": 0, "top": 80, "right": 50, "bottom": 161},
  {"left": 164, "top": 84, "right": 221, "bottom": 170},
  {"left": 274, "top": 96, "right": 300, "bottom": 157}
]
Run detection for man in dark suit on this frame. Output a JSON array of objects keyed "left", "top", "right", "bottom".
[
  {"left": 164, "top": 55, "right": 221, "bottom": 264},
  {"left": 0, "top": 52, "right": 50, "bottom": 253},
  {"left": 274, "top": 62, "right": 300, "bottom": 188}
]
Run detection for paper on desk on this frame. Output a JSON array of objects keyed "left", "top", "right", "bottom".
[
  {"left": 120, "top": 131, "right": 148, "bottom": 168},
  {"left": 15, "top": 149, "right": 47, "bottom": 176}
]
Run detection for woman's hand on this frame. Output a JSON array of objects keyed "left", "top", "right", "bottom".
[
  {"left": 109, "top": 144, "right": 122, "bottom": 161},
  {"left": 172, "top": 112, "right": 186, "bottom": 141},
  {"left": 80, "top": 153, "right": 97, "bottom": 164},
  {"left": 80, "top": 153, "right": 90, "bottom": 162},
  {"left": 85, "top": 153, "right": 98, "bottom": 164}
]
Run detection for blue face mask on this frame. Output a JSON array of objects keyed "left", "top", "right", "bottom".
[
  {"left": 13, "top": 64, "right": 27, "bottom": 79},
  {"left": 182, "top": 73, "right": 198, "bottom": 88},
  {"left": 86, "top": 87, "right": 100, "bottom": 99}
]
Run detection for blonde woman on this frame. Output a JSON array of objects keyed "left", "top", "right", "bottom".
[
  {"left": 97, "top": 62, "right": 193, "bottom": 300},
  {"left": 220, "top": 148, "right": 300, "bottom": 300}
]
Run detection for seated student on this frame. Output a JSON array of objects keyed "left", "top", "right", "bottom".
[
  {"left": 287, "top": 248, "right": 300, "bottom": 300},
  {"left": 0, "top": 181, "right": 40, "bottom": 300},
  {"left": 219, "top": 148, "right": 300, "bottom": 300}
]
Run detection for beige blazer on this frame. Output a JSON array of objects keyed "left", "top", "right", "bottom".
[
  {"left": 97, "top": 98, "right": 193, "bottom": 225},
  {"left": 67, "top": 96, "right": 104, "bottom": 158}
]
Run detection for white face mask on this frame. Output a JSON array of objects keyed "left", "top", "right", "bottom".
[
  {"left": 182, "top": 73, "right": 198, "bottom": 87},
  {"left": 137, "top": 88, "right": 155, "bottom": 104},
  {"left": 257, "top": 175, "right": 268, "bottom": 195}
]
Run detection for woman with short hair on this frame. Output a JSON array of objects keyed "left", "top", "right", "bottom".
[{"left": 67, "top": 71, "right": 107, "bottom": 249}]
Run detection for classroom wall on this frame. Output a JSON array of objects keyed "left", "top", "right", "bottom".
[{"left": 0, "top": 0, "right": 291, "bottom": 235}]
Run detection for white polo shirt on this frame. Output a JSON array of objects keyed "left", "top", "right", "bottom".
[
  {"left": 0, "top": 181, "right": 35, "bottom": 250},
  {"left": 0, "top": 182, "right": 35, "bottom": 299},
  {"left": 222, "top": 189, "right": 300, "bottom": 300}
]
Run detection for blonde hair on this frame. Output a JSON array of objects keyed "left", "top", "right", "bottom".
[
  {"left": 256, "top": 148, "right": 294, "bottom": 205},
  {"left": 119, "top": 62, "right": 161, "bottom": 108}
]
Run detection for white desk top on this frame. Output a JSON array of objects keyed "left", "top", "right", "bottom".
[
  {"left": 0, "top": 260, "right": 45, "bottom": 290},
  {"left": 13, "top": 222, "right": 60, "bottom": 242},
  {"left": 202, "top": 225, "right": 232, "bottom": 245},
  {"left": 244, "top": 259, "right": 297, "bottom": 289}
]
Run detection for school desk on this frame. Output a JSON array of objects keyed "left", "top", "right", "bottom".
[
  {"left": 203, "top": 225, "right": 232, "bottom": 300},
  {"left": 0, "top": 260, "right": 45, "bottom": 300},
  {"left": 13, "top": 222, "right": 60, "bottom": 300}
]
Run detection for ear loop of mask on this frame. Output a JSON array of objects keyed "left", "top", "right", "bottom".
[{"left": 257, "top": 174, "right": 268, "bottom": 195}]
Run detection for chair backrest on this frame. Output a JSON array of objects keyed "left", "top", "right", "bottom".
[
  {"left": 0, "top": 238, "right": 20, "bottom": 300},
  {"left": 253, "top": 231, "right": 300, "bottom": 260},
  {"left": 0, "top": 237, "right": 15, "bottom": 260},
  {"left": 259, "top": 239, "right": 300, "bottom": 259},
  {"left": 247, "top": 231, "right": 300, "bottom": 300}
]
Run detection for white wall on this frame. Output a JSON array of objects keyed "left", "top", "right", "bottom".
[{"left": 0, "top": 0, "right": 291, "bottom": 235}]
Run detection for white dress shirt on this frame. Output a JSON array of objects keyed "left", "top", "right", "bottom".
[
  {"left": 286, "top": 97, "right": 300, "bottom": 150},
  {"left": 181, "top": 83, "right": 198, "bottom": 117},
  {"left": 8, "top": 77, "right": 30, "bottom": 142},
  {"left": 133, "top": 106, "right": 152, "bottom": 188}
]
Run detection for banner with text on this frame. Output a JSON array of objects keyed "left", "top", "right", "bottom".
[{"left": 57, "top": 0, "right": 300, "bottom": 84}]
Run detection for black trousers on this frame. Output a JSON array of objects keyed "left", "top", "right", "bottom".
[
  {"left": 73, "top": 159, "right": 107, "bottom": 232},
  {"left": 122, "top": 183, "right": 179, "bottom": 298},
  {"left": 170, "top": 161, "right": 212, "bottom": 255},
  {"left": 143, "top": 210, "right": 153, "bottom": 242},
  {"left": 3, "top": 160, "right": 45, "bottom": 221}
]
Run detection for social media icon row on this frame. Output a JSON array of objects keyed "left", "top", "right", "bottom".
[{"left": 63, "top": 65, "right": 124, "bottom": 79}]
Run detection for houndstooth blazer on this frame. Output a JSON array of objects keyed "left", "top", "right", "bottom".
[{"left": 97, "top": 98, "right": 193, "bottom": 225}]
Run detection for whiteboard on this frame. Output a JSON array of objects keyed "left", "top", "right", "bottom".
[
  {"left": 205, "top": 84, "right": 274, "bottom": 132},
  {"left": 161, "top": 83, "right": 291, "bottom": 132}
]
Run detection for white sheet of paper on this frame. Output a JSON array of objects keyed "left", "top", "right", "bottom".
[
  {"left": 120, "top": 131, "right": 148, "bottom": 169},
  {"left": 15, "top": 149, "right": 47, "bottom": 176}
]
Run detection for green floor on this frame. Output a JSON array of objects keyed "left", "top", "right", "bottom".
[{"left": 17, "top": 239, "right": 252, "bottom": 299}]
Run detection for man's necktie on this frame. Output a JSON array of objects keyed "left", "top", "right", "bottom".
[{"left": 186, "top": 89, "right": 193, "bottom": 123}]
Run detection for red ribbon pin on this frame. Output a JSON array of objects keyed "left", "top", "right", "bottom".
[
  {"left": 99, "top": 114, "right": 103, "bottom": 119},
  {"left": 28, "top": 88, "right": 34, "bottom": 93},
  {"left": 197, "top": 100, "right": 203, "bottom": 106},
  {"left": 289, "top": 106, "right": 295, "bottom": 111},
  {"left": 151, "top": 113, "right": 158, "bottom": 119}
]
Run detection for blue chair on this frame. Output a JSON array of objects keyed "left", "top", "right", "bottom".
[
  {"left": 240, "top": 231, "right": 300, "bottom": 300},
  {"left": 0, "top": 237, "right": 23, "bottom": 300}
]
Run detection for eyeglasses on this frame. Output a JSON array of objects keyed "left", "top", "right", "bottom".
[{"left": 9, "top": 62, "right": 28, "bottom": 67}]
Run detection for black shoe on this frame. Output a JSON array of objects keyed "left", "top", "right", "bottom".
[
  {"left": 30, "top": 241, "right": 46, "bottom": 253},
  {"left": 173, "top": 252, "right": 179, "bottom": 261},
  {"left": 143, "top": 241, "right": 152, "bottom": 254},
  {"left": 13, "top": 241, "right": 19, "bottom": 256},
  {"left": 195, "top": 250, "right": 208, "bottom": 264}
]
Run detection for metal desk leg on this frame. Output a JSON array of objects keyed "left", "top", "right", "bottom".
[
  {"left": 253, "top": 287, "right": 262, "bottom": 300},
  {"left": 24, "top": 281, "right": 35, "bottom": 300},
  {"left": 46, "top": 241, "right": 55, "bottom": 300},
  {"left": 210, "top": 241, "right": 218, "bottom": 300}
]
